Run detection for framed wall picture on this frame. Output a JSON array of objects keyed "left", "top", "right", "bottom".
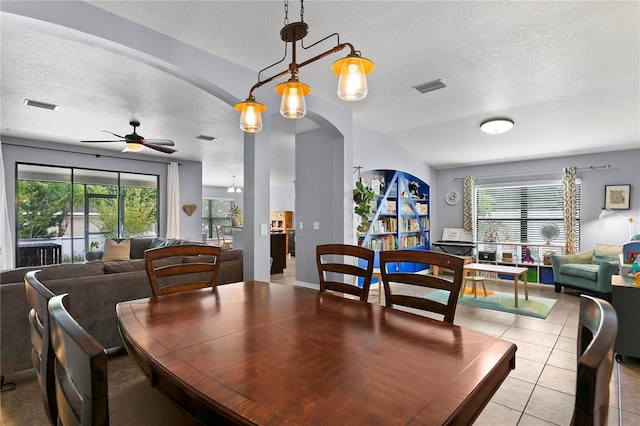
[{"left": 604, "top": 184, "right": 631, "bottom": 210}]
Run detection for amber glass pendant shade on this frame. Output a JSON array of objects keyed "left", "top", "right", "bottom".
[
  {"left": 332, "top": 56, "right": 374, "bottom": 101},
  {"left": 235, "top": 100, "right": 266, "bottom": 133},
  {"left": 275, "top": 80, "right": 311, "bottom": 119}
]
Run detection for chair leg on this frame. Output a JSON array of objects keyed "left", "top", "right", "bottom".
[{"left": 0, "top": 375, "right": 16, "bottom": 392}]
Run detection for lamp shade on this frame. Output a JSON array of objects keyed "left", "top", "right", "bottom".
[
  {"left": 123, "top": 143, "right": 144, "bottom": 152},
  {"left": 227, "top": 186, "right": 235, "bottom": 193},
  {"left": 332, "top": 55, "right": 374, "bottom": 101},
  {"left": 235, "top": 99, "right": 266, "bottom": 133},
  {"left": 275, "top": 80, "right": 310, "bottom": 119}
]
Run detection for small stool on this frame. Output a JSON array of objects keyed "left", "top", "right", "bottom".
[{"left": 461, "top": 275, "right": 487, "bottom": 298}]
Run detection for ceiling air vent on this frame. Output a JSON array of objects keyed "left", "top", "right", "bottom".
[
  {"left": 23, "top": 99, "right": 59, "bottom": 111},
  {"left": 196, "top": 135, "right": 217, "bottom": 141},
  {"left": 413, "top": 79, "right": 446, "bottom": 94}
]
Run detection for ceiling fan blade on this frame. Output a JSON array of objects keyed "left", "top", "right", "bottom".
[
  {"left": 143, "top": 138, "right": 175, "bottom": 146},
  {"left": 80, "top": 140, "right": 125, "bottom": 143},
  {"left": 145, "top": 144, "right": 177, "bottom": 154},
  {"left": 101, "top": 130, "right": 125, "bottom": 138}
]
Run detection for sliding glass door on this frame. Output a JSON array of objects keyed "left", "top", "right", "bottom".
[{"left": 16, "top": 164, "right": 158, "bottom": 265}]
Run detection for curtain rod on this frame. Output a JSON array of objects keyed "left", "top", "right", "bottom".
[
  {"left": 1, "top": 142, "right": 182, "bottom": 166},
  {"left": 453, "top": 164, "right": 610, "bottom": 181}
]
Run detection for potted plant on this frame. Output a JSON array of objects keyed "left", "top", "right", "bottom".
[
  {"left": 89, "top": 241, "right": 99, "bottom": 252},
  {"left": 230, "top": 205, "right": 242, "bottom": 227},
  {"left": 353, "top": 181, "right": 374, "bottom": 234}
]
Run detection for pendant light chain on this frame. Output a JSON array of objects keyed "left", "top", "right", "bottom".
[
  {"left": 284, "top": 0, "right": 304, "bottom": 25},
  {"left": 284, "top": 0, "right": 288, "bottom": 25}
]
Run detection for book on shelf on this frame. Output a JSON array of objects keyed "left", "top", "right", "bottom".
[{"left": 416, "top": 203, "right": 428, "bottom": 215}]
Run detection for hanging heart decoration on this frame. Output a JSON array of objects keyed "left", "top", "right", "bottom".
[{"left": 183, "top": 204, "right": 197, "bottom": 216}]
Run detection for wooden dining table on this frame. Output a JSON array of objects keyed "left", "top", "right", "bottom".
[{"left": 116, "top": 281, "right": 516, "bottom": 425}]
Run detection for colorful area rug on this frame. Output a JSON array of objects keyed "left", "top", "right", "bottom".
[{"left": 425, "top": 290, "right": 557, "bottom": 319}]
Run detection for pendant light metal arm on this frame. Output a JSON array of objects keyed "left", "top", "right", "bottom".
[{"left": 247, "top": 42, "right": 353, "bottom": 98}]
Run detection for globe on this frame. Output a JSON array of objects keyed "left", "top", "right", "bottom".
[{"left": 540, "top": 224, "right": 560, "bottom": 243}]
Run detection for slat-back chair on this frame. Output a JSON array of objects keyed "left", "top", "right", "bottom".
[
  {"left": 572, "top": 295, "right": 618, "bottom": 426},
  {"left": 215, "top": 226, "right": 232, "bottom": 248},
  {"left": 145, "top": 244, "right": 222, "bottom": 296},
  {"left": 24, "top": 270, "right": 57, "bottom": 425},
  {"left": 48, "top": 293, "right": 109, "bottom": 426},
  {"left": 380, "top": 250, "right": 465, "bottom": 323},
  {"left": 316, "top": 244, "right": 375, "bottom": 302}
]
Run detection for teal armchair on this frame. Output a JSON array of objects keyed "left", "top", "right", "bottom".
[{"left": 551, "top": 244, "right": 621, "bottom": 299}]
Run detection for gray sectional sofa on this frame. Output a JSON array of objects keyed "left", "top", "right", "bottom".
[{"left": 0, "top": 238, "right": 243, "bottom": 377}]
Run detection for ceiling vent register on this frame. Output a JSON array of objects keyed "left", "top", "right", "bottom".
[{"left": 413, "top": 79, "right": 446, "bottom": 94}]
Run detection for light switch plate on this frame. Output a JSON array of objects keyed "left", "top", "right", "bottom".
[
  {"left": 260, "top": 224, "right": 268, "bottom": 236},
  {"left": 313, "top": 222, "right": 320, "bottom": 230},
  {"left": 299, "top": 222, "right": 303, "bottom": 229}
]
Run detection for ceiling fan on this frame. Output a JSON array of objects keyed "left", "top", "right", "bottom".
[{"left": 81, "top": 120, "right": 177, "bottom": 154}]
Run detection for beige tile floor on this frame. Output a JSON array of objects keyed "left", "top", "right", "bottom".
[
  {"left": 3, "top": 256, "right": 638, "bottom": 425},
  {"left": 273, "top": 256, "right": 640, "bottom": 426}
]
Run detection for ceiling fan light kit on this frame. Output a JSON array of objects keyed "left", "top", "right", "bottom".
[
  {"left": 235, "top": 0, "right": 374, "bottom": 133},
  {"left": 480, "top": 118, "right": 514, "bottom": 134},
  {"left": 81, "top": 120, "right": 177, "bottom": 154}
]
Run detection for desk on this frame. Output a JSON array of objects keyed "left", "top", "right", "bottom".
[
  {"left": 611, "top": 275, "right": 640, "bottom": 360},
  {"left": 464, "top": 263, "right": 529, "bottom": 307},
  {"left": 117, "top": 281, "right": 516, "bottom": 425}
]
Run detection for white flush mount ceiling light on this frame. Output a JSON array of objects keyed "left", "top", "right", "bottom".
[
  {"left": 235, "top": 0, "right": 374, "bottom": 133},
  {"left": 480, "top": 119, "right": 514, "bottom": 134},
  {"left": 227, "top": 175, "right": 242, "bottom": 193}
]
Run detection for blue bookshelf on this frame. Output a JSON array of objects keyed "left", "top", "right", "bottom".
[{"left": 357, "top": 169, "right": 430, "bottom": 276}]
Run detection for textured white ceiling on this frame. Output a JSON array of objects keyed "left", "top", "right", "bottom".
[{"left": 1, "top": 1, "right": 639, "bottom": 188}]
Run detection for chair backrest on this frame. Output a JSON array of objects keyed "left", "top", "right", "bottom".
[
  {"left": 215, "top": 226, "right": 231, "bottom": 247},
  {"left": 48, "top": 294, "right": 108, "bottom": 426},
  {"left": 316, "top": 244, "right": 375, "bottom": 301},
  {"left": 145, "top": 244, "right": 222, "bottom": 296},
  {"left": 379, "top": 250, "right": 465, "bottom": 323},
  {"left": 24, "top": 270, "right": 57, "bottom": 425},
  {"left": 572, "top": 295, "right": 618, "bottom": 426}
]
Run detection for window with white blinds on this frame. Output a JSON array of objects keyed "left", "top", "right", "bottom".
[{"left": 475, "top": 180, "right": 581, "bottom": 250}]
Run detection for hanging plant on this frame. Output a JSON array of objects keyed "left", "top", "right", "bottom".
[{"left": 353, "top": 181, "right": 375, "bottom": 234}]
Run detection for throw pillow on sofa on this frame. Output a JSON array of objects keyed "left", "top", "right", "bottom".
[
  {"left": 102, "top": 239, "right": 131, "bottom": 261},
  {"left": 591, "top": 244, "right": 622, "bottom": 265}
]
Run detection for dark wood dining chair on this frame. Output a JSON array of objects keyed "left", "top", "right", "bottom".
[
  {"left": 48, "top": 293, "right": 202, "bottom": 425},
  {"left": 572, "top": 294, "right": 618, "bottom": 426},
  {"left": 24, "top": 270, "right": 57, "bottom": 425},
  {"left": 379, "top": 250, "right": 465, "bottom": 323},
  {"left": 48, "top": 293, "right": 109, "bottom": 425},
  {"left": 316, "top": 244, "right": 375, "bottom": 301},
  {"left": 145, "top": 244, "right": 222, "bottom": 296}
]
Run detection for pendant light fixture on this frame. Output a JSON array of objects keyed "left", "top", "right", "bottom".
[
  {"left": 227, "top": 175, "right": 242, "bottom": 193},
  {"left": 235, "top": 0, "right": 374, "bottom": 133}
]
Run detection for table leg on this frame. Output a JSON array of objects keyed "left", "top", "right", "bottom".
[
  {"left": 513, "top": 276, "right": 519, "bottom": 308},
  {"left": 523, "top": 272, "right": 529, "bottom": 301}
]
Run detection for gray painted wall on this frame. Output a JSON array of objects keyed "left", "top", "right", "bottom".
[
  {"left": 434, "top": 148, "right": 640, "bottom": 250},
  {"left": 295, "top": 128, "right": 344, "bottom": 286}
]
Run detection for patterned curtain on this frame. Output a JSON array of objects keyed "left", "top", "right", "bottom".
[
  {"left": 562, "top": 167, "right": 577, "bottom": 255},
  {"left": 463, "top": 176, "right": 476, "bottom": 232}
]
